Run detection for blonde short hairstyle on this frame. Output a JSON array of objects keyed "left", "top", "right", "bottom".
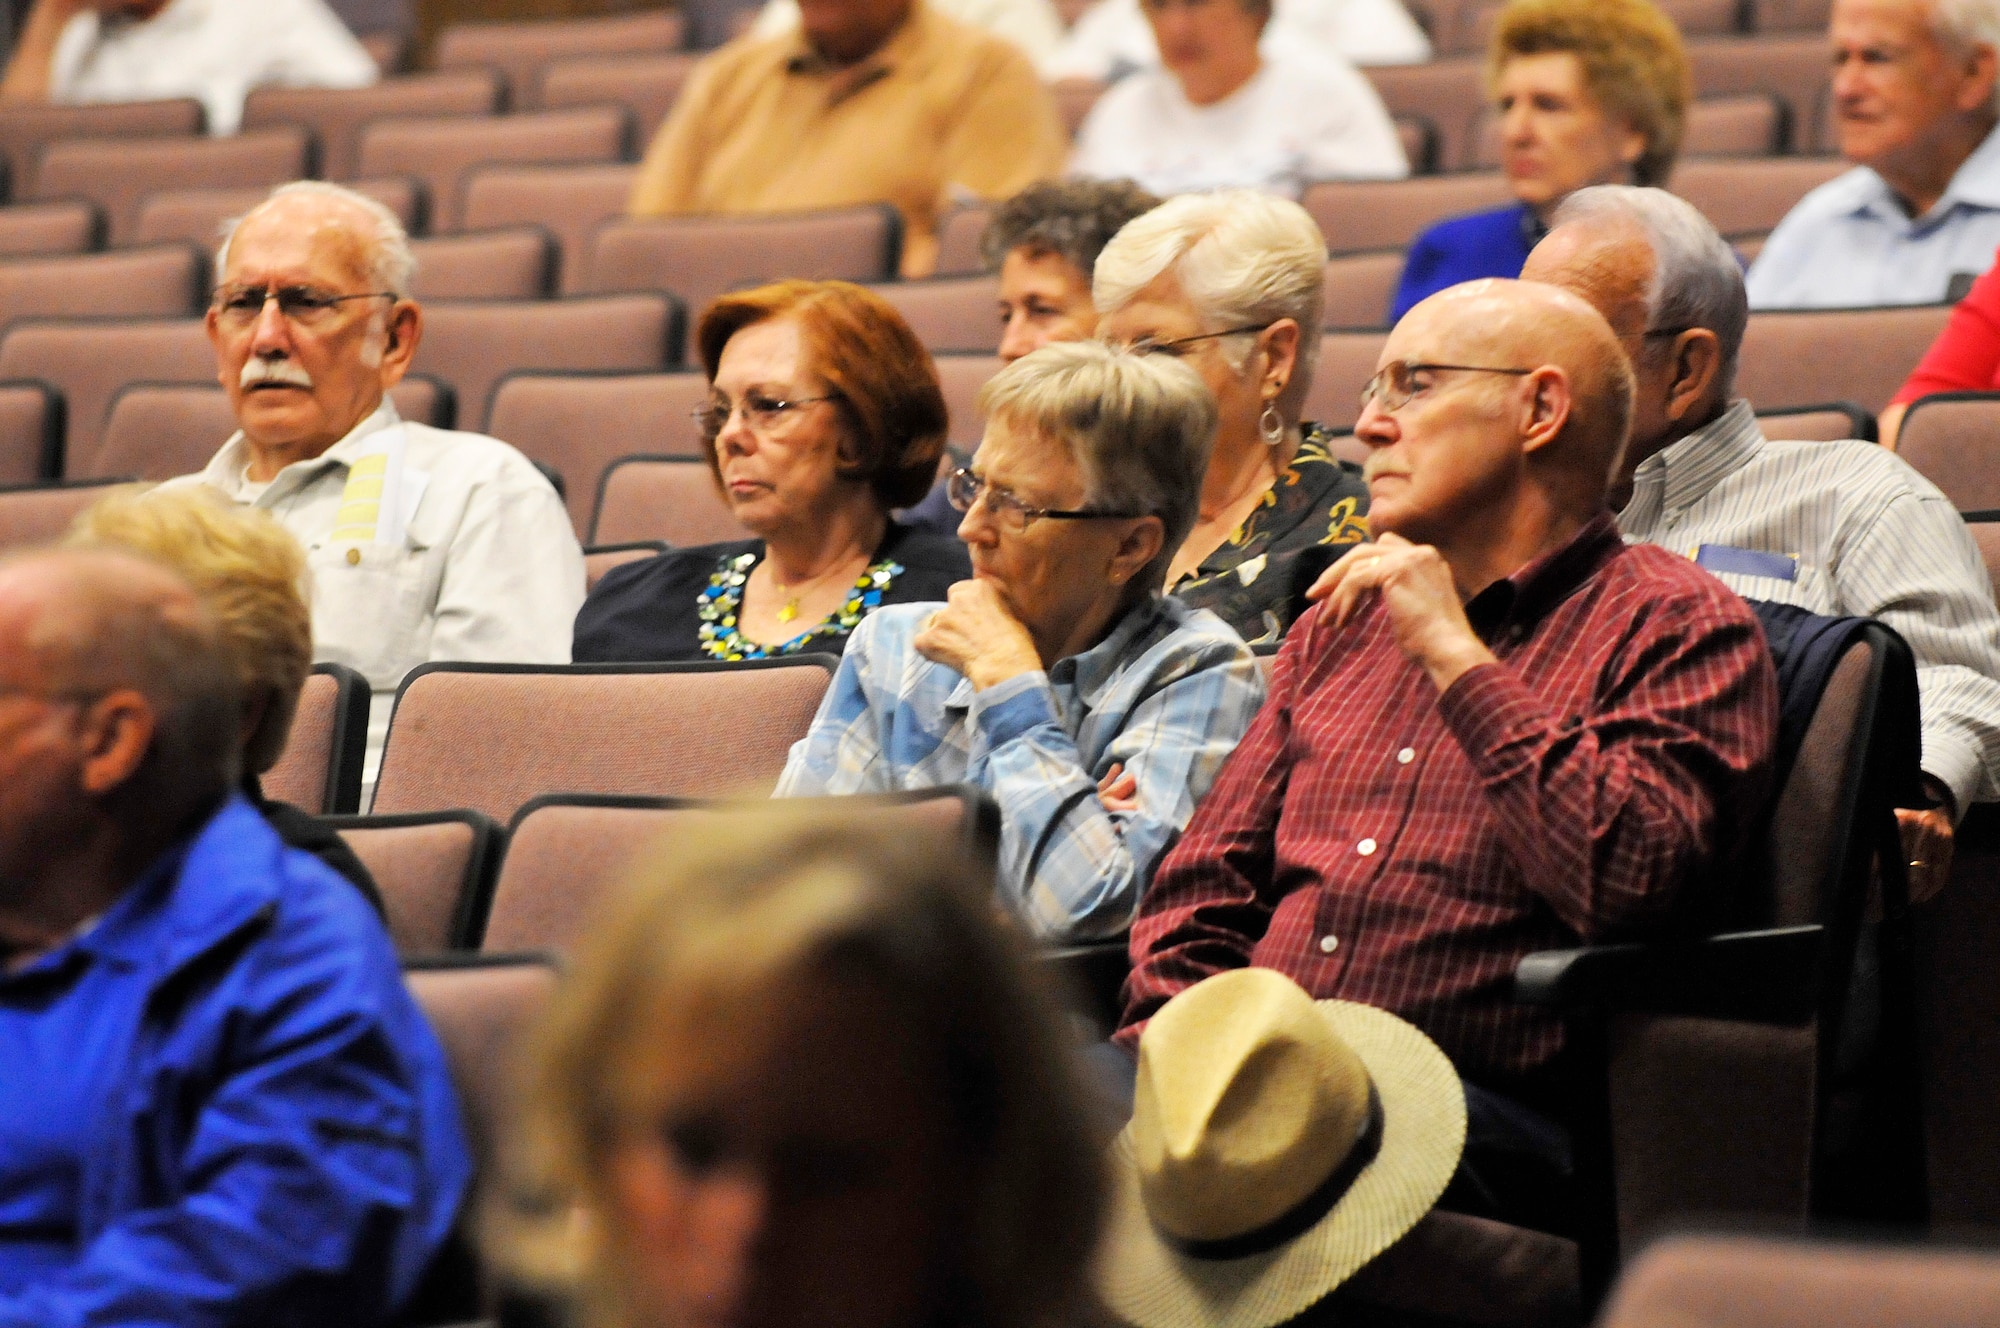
[
  {"left": 1489, "top": 0, "right": 1692, "bottom": 188},
  {"left": 1092, "top": 189, "right": 1327, "bottom": 410},
  {"left": 978, "top": 340, "right": 1217, "bottom": 593},
  {"left": 66, "top": 486, "right": 312, "bottom": 775},
  {"left": 497, "top": 804, "right": 1105, "bottom": 1328}
]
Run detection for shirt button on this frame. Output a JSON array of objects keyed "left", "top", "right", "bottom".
[
  {"left": 1319, "top": 934, "right": 1339, "bottom": 954},
  {"left": 1357, "top": 838, "right": 1377, "bottom": 856},
  {"left": 1396, "top": 747, "right": 1415, "bottom": 765},
  {"left": 345, "top": 547, "right": 361, "bottom": 565}
]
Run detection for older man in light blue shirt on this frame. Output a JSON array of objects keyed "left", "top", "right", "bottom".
[{"left": 1747, "top": 0, "right": 2000, "bottom": 309}]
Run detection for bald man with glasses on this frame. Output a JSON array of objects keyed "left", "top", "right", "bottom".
[{"left": 1117, "top": 278, "right": 1778, "bottom": 1233}]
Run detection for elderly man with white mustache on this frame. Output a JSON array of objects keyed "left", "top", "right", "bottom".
[{"left": 174, "top": 181, "right": 584, "bottom": 786}]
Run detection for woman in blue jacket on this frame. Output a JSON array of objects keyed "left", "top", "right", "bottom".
[{"left": 1391, "top": 0, "right": 1690, "bottom": 321}]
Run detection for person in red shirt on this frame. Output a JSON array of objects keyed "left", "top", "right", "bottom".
[
  {"left": 1883, "top": 243, "right": 2000, "bottom": 449},
  {"left": 1116, "top": 277, "right": 1779, "bottom": 1232}
]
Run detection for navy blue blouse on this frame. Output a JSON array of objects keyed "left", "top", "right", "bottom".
[{"left": 1389, "top": 201, "right": 1543, "bottom": 322}]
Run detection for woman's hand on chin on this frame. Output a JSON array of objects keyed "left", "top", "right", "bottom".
[{"left": 914, "top": 580, "right": 1043, "bottom": 691}]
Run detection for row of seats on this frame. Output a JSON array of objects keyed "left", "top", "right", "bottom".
[
  {"left": 0, "top": 301, "right": 1943, "bottom": 506},
  {"left": 0, "top": 149, "right": 1843, "bottom": 352}
]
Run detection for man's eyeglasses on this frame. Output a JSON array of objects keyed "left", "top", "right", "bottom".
[
  {"left": 210, "top": 285, "right": 395, "bottom": 329},
  {"left": 946, "top": 467, "right": 1143, "bottom": 533},
  {"left": 1125, "top": 324, "right": 1270, "bottom": 358},
  {"left": 690, "top": 390, "right": 838, "bottom": 443},
  {"left": 1359, "top": 361, "right": 1533, "bottom": 414}
]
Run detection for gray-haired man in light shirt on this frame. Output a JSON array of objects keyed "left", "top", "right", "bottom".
[
  {"left": 172, "top": 181, "right": 584, "bottom": 786},
  {"left": 1525, "top": 183, "right": 2000, "bottom": 899},
  {"left": 1746, "top": 0, "right": 2000, "bottom": 309}
]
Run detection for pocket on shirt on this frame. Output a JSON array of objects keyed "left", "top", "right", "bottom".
[{"left": 306, "top": 541, "right": 429, "bottom": 691}]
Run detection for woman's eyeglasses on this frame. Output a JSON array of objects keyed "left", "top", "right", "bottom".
[
  {"left": 946, "top": 467, "right": 1142, "bottom": 533},
  {"left": 690, "top": 390, "right": 838, "bottom": 442}
]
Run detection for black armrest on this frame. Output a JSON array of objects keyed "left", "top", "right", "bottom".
[
  {"left": 1513, "top": 924, "right": 1823, "bottom": 1024},
  {"left": 1040, "top": 938, "right": 1130, "bottom": 1031}
]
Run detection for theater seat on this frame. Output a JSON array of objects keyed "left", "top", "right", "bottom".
[
  {"left": 533, "top": 51, "right": 700, "bottom": 134},
  {"left": 1893, "top": 391, "right": 2000, "bottom": 511},
  {"left": 369, "top": 657, "right": 838, "bottom": 823},
  {"left": 1303, "top": 329, "right": 1389, "bottom": 433},
  {"left": 0, "top": 478, "right": 130, "bottom": 550},
  {"left": 933, "top": 352, "right": 1003, "bottom": 449},
  {"left": 461, "top": 162, "right": 638, "bottom": 294},
  {"left": 1599, "top": 1234, "right": 2000, "bottom": 1327},
  {"left": 0, "top": 317, "right": 212, "bottom": 472},
  {"left": 435, "top": 11, "right": 687, "bottom": 108},
  {"left": 409, "top": 227, "right": 556, "bottom": 301},
  {"left": 0, "top": 244, "right": 203, "bottom": 329},
  {"left": 263, "top": 662, "right": 369, "bottom": 815},
  {"left": 583, "top": 204, "right": 903, "bottom": 314},
  {"left": 132, "top": 178, "right": 425, "bottom": 258},
  {"left": 868, "top": 274, "right": 998, "bottom": 354},
  {"left": 1304, "top": 171, "right": 1513, "bottom": 255},
  {"left": 933, "top": 203, "right": 993, "bottom": 277},
  {"left": 1735, "top": 304, "right": 1953, "bottom": 414},
  {"left": 481, "top": 787, "right": 998, "bottom": 954},
  {"left": 0, "top": 379, "right": 60, "bottom": 485},
  {"left": 584, "top": 540, "right": 667, "bottom": 591},
  {"left": 0, "top": 200, "right": 99, "bottom": 259},
  {"left": 355, "top": 107, "right": 632, "bottom": 232},
  {"left": 328, "top": 810, "right": 503, "bottom": 954},
  {"left": 411, "top": 294, "right": 680, "bottom": 434},
  {"left": 485, "top": 370, "right": 709, "bottom": 536},
  {"left": 1756, "top": 401, "right": 1876, "bottom": 443},
  {"left": 241, "top": 70, "right": 504, "bottom": 182},
  {"left": 1323, "top": 250, "right": 1405, "bottom": 329},
  {"left": 590, "top": 454, "right": 748, "bottom": 547},
  {"left": 29, "top": 127, "right": 311, "bottom": 245},
  {"left": 1672, "top": 156, "right": 1847, "bottom": 238},
  {"left": 0, "top": 97, "right": 204, "bottom": 191}
]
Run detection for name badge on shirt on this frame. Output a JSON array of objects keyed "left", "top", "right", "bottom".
[{"left": 1691, "top": 544, "right": 1797, "bottom": 582}]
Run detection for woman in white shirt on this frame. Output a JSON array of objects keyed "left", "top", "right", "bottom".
[{"left": 1069, "top": 0, "right": 1408, "bottom": 199}]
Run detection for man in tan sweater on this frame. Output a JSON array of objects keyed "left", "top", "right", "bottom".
[{"left": 628, "top": 0, "right": 1068, "bottom": 277}]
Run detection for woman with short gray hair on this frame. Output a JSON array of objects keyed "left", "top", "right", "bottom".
[
  {"left": 1097, "top": 189, "right": 1371, "bottom": 643},
  {"left": 778, "top": 340, "right": 1267, "bottom": 945}
]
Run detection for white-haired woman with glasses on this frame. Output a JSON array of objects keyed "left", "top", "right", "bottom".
[
  {"left": 1096, "top": 189, "right": 1370, "bottom": 644},
  {"left": 777, "top": 340, "right": 1266, "bottom": 945},
  {"left": 573, "top": 280, "right": 970, "bottom": 664}
]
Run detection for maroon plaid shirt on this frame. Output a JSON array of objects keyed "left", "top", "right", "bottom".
[{"left": 1119, "top": 513, "right": 1778, "bottom": 1081}]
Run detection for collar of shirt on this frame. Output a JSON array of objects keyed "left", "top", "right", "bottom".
[
  {"left": 942, "top": 593, "right": 1181, "bottom": 712},
  {"left": 1461, "top": 508, "right": 1625, "bottom": 643},
  {"left": 0, "top": 797, "right": 265, "bottom": 986},
  {"left": 782, "top": 2, "right": 932, "bottom": 102},
  {"left": 204, "top": 397, "right": 404, "bottom": 503},
  {"left": 1630, "top": 398, "right": 1762, "bottom": 521},
  {"left": 1847, "top": 118, "right": 2000, "bottom": 230}
]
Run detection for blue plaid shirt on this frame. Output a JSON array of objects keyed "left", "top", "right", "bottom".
[{"left": 776, "top": 597, "right": 1266, "bottom": 942}]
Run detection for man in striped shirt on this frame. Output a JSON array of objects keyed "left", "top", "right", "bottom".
[
  {"left": 1119, "top": 278, "right": 1777, "bottom": 1230},
  {"left": 1523, "top": 184, "right": 2000, "bottom": 900}
]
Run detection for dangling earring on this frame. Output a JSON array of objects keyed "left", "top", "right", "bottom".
[{"left": 1259, "top": 401, "right": 1285, "bottom": 447}]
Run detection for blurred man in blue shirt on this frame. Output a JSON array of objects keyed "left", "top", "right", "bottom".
[
  {"left": 1748, "top": 0, "right": 2000, "bottom": 308},
  {"left": 0, "top": 547, "right": 469, "bottom": 1328}
]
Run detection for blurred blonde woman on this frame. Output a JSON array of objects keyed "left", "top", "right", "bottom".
[
  {"left": 66, "top": 485, "right": 380, "bottom": 909},
  {"left": 496, "top": 806, "right": 1105, "bottom": 1328}
]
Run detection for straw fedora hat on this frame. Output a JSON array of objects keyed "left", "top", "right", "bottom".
[{"left": 1097, "top": 968, "right": 1466, "bottom": 1328}]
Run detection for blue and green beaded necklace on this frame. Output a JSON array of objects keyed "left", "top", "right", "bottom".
[{"left": 696, "top": 550, "right": 903, "bottom": 661}]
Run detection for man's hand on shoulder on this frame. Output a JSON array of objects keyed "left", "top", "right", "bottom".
[
  {"left": 914, "top": 579, "right": 1043, "bottom": 692},
  {"left": 1305, "top": 534, "right": 1495, "bottom": 691}
]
